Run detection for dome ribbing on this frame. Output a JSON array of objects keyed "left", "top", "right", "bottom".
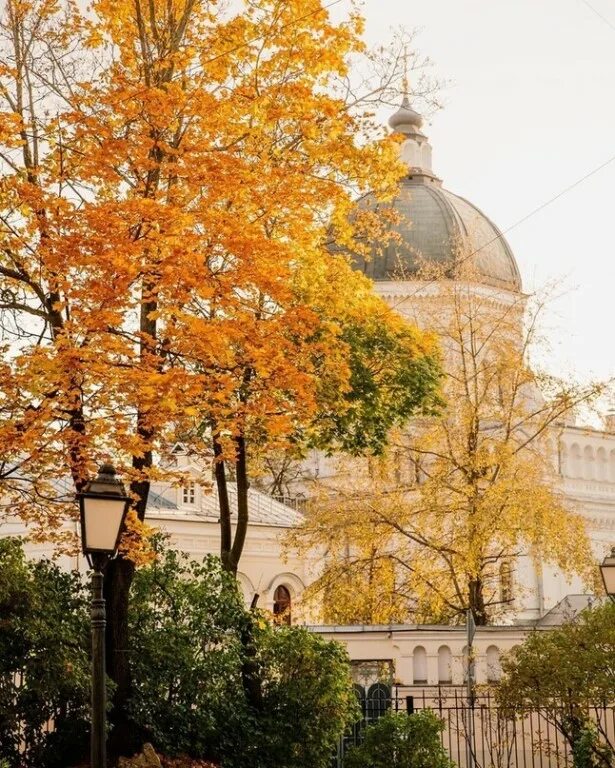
[
  {"left": 351, "top": 95, "right": 522, "bottom": 293},
  {"left": 352, "top": 176, "right": 522, "bottom": 292}
]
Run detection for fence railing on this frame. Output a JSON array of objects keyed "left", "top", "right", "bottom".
[{"left": 335, "top": 685, "right": 615, "bottom": 768}]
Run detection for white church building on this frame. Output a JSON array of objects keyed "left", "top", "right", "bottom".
[{"left": 3, "top": 94, "right": 615, "bottom": 691}]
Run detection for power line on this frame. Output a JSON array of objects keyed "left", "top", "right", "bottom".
[
  {"left": 471, "top": 152, "right": 615, "bottom": 258},
  {"left": 578, "top": 0, "right": 615, "bottom": 32},
  {"left": 386, "top": 150, "right": 615, "bottom": 308},
  {"left": 384, "top": 0, "right": 615, "bottom": 303},
  {"left": 4, "top": 0, "right": 615, "bottom": 304},
  {"left": 387, "top": 0, "right": 615, "bottom": 303}
]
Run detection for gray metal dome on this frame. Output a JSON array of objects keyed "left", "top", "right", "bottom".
[{"left": 352, "top": 175, "right": 522, "bottom": 292}]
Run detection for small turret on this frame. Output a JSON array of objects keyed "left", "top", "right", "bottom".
[
  {"left": 388, "top": 95, "right": 424, "bottom": 135},
  {"left": 388, "top": 57, "right": 434, "bottom": 178}
]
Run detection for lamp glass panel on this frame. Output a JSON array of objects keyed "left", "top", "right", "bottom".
[
  {"left": 83, "top": 497, "right": 126, "bottom": 552},
  {"left": 602, "top": 562, "right": 615, "bottom": 595}
]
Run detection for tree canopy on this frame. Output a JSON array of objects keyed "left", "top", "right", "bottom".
[
  {"left": 0, "top": 538, "right": 90, "bottom": 768},
  {"left": 0, "top": 0, "right": 438, "bottom": 541},
  {"left": 0, "top": 0, "right": 440, "bottom": 744},
  {"left": 0, "top": 539, "right": 360, "bottom": 768},
  {"left": 496, "top": 602, "right": 615, "bottom": 767},
  {"left": 290, "top": 272, "right": 603, "bottom": 625}
]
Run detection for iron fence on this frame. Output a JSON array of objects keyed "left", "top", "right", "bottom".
[{"left": 335, "top": 685, "right": 615, "bottom": 768}]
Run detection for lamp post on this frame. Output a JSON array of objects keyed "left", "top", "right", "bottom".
[
  {"left": 78, "top": 463, "right": 131, "bottom": 768},
  {"left": 599, "top": 547, "right": 615, "bottom": 604},
  {"left": 466, "top": 609, "right": 476, "bottom": 768}
]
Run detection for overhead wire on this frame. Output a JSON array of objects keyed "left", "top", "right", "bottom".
[
  {"left": 578, "top": 0, "right": 615, "bottom": 33},
  {"left": 387, "top": 150, "right": 615, "bottom": 308},
  {"left": 384, "top": 0, "right": 615, "bottom": 305}
]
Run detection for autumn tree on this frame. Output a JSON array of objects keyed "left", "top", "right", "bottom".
[
  {"left": 291, "top": 268, "right": 603, "bottom": 626},
  {"left": 210, "top": 289, "right": 442, "bottom": 575},
  {"left": 497, "top": 602, "right": 615, "bottom": 767},
  {"left": 0, "top": 0, "right": 439, "bottom": 752}
]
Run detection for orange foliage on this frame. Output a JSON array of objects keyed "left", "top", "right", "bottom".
[{"left": 0, "top": 0, "right": 427, "bottom": 555}]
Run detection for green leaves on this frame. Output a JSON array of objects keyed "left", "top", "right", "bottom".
[
  {"left": 255, "top": 626, "right": 359, "bottom": 768},
  {"left": 0, "top": 539, "right": 359, "bottom": 767},
  {"left": 344, "top": 711, "right": 454, "bottom": 768},
  {"left": 0, "top": 539, "right": 90, "bottom": 768},
  {"left": 128, "top": 549, "right": 247, "bottom": 760},
  {"left": 312, "top": 317, "right": 442, "bottom": 456},
  {"left": 127, "top": 543, "right": 358, "bottom": 767},
  {"left": 498, "top": 602, "right": 615, "bottom": 711},
  {"left": 497, "top": 602, "right": 615, "bottom": 766}
]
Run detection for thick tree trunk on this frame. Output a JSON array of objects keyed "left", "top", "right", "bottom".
[
  {"left": 104, "top": 401, "right": 154, "bottom": 759},
  {"left": 468, "top": 577, "right": 488, "bottom": 626},
  {"left": 103, "top": 556, "right": 145, "bottom": 758},
  {"left": 214, "top": 432, "right": 249, "bottom": 576},
  {"left": 104, "top": 470, "right": 151, "bottom": 757}
]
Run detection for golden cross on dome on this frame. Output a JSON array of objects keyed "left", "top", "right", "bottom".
[{"left": 402, "top": 45, "right": 410, "bottom": 96}]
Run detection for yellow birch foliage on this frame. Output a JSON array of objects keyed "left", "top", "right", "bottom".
[{"left": 291, "top": 267, "right": 604, "bottom": 625}]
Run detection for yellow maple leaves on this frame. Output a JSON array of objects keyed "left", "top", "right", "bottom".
[{"left": 0, "top": 0, "right": 431, "bottom": 562}]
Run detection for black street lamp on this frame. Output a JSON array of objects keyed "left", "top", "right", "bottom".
[
  {"left": 600, "top": 546, "right": 615, "bottom": 604},
  {"left": 78, "top": 463, "right": 131, "bottom": 768}
]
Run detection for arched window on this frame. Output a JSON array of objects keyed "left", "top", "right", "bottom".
[
  {"left": 486, "top": 646, "right": 501, "bottom": 682},
  {"left": 413, "top": 646, "right": 427, "bottom": 684},
  {"left": 365, "top": 683, "right": 391, "bottom": 723},
  {"left": 437, "top": 646, "right": 452, "bottom": 684},
  {"left": 273, "top": 585, "right": 291, "bottom": 625},
  {"left": 570, "top": 443, "right": 582, "bottom": 478},
  {"left": 597, "top": 448, "right": 608, "bottom": 481},
  {"left": 584, "top": 445, "right": 595, "bottom": 480},
  {"left": 499, "top": 560, "right": 514, "bottom": 605}
]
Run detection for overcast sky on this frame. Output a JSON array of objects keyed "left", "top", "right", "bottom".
[{"left": 357, "top": 0, "right": 615, "bottom": 389}]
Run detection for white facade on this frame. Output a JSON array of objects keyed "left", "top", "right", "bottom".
[
  {"left": 313, "top": 623, "right": 529, "bottom": 687},
  {"left": 2, "top": 94, "right": 614, "bottom": 676},
  {"left": 0, "top": 479, "right": 312, "bottom": 622},
  {"left": 368, "top": 279, "right": 615, "bottom": 624}
]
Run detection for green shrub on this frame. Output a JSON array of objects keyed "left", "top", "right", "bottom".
[
  {"left": 0, "top": 540, "right": 359, "bottom": 768},
  {"left": 496, "top": 602, "right": 615, "bottom": 764},
  {"left": 344, "top": 710, "right": 454, "bottom": 768},
  {"left": 252, "top": 625, "right": 359, "bottom": 768},
  {"left": 0, "top": 538, "right": 90, "bottom": 768},
  {"left": 128, "top": 546, "right": 358, "bottom": 768},
  {"left": 128, "top": 550, "right": 249, "bottom": 760}
]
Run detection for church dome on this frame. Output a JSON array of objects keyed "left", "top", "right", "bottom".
[
  {"left": 352, "top": 97, "right": 522, "bottom": 293},
  {"left": 388, "top": 95, "right": 424, "bottom": 133}
]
